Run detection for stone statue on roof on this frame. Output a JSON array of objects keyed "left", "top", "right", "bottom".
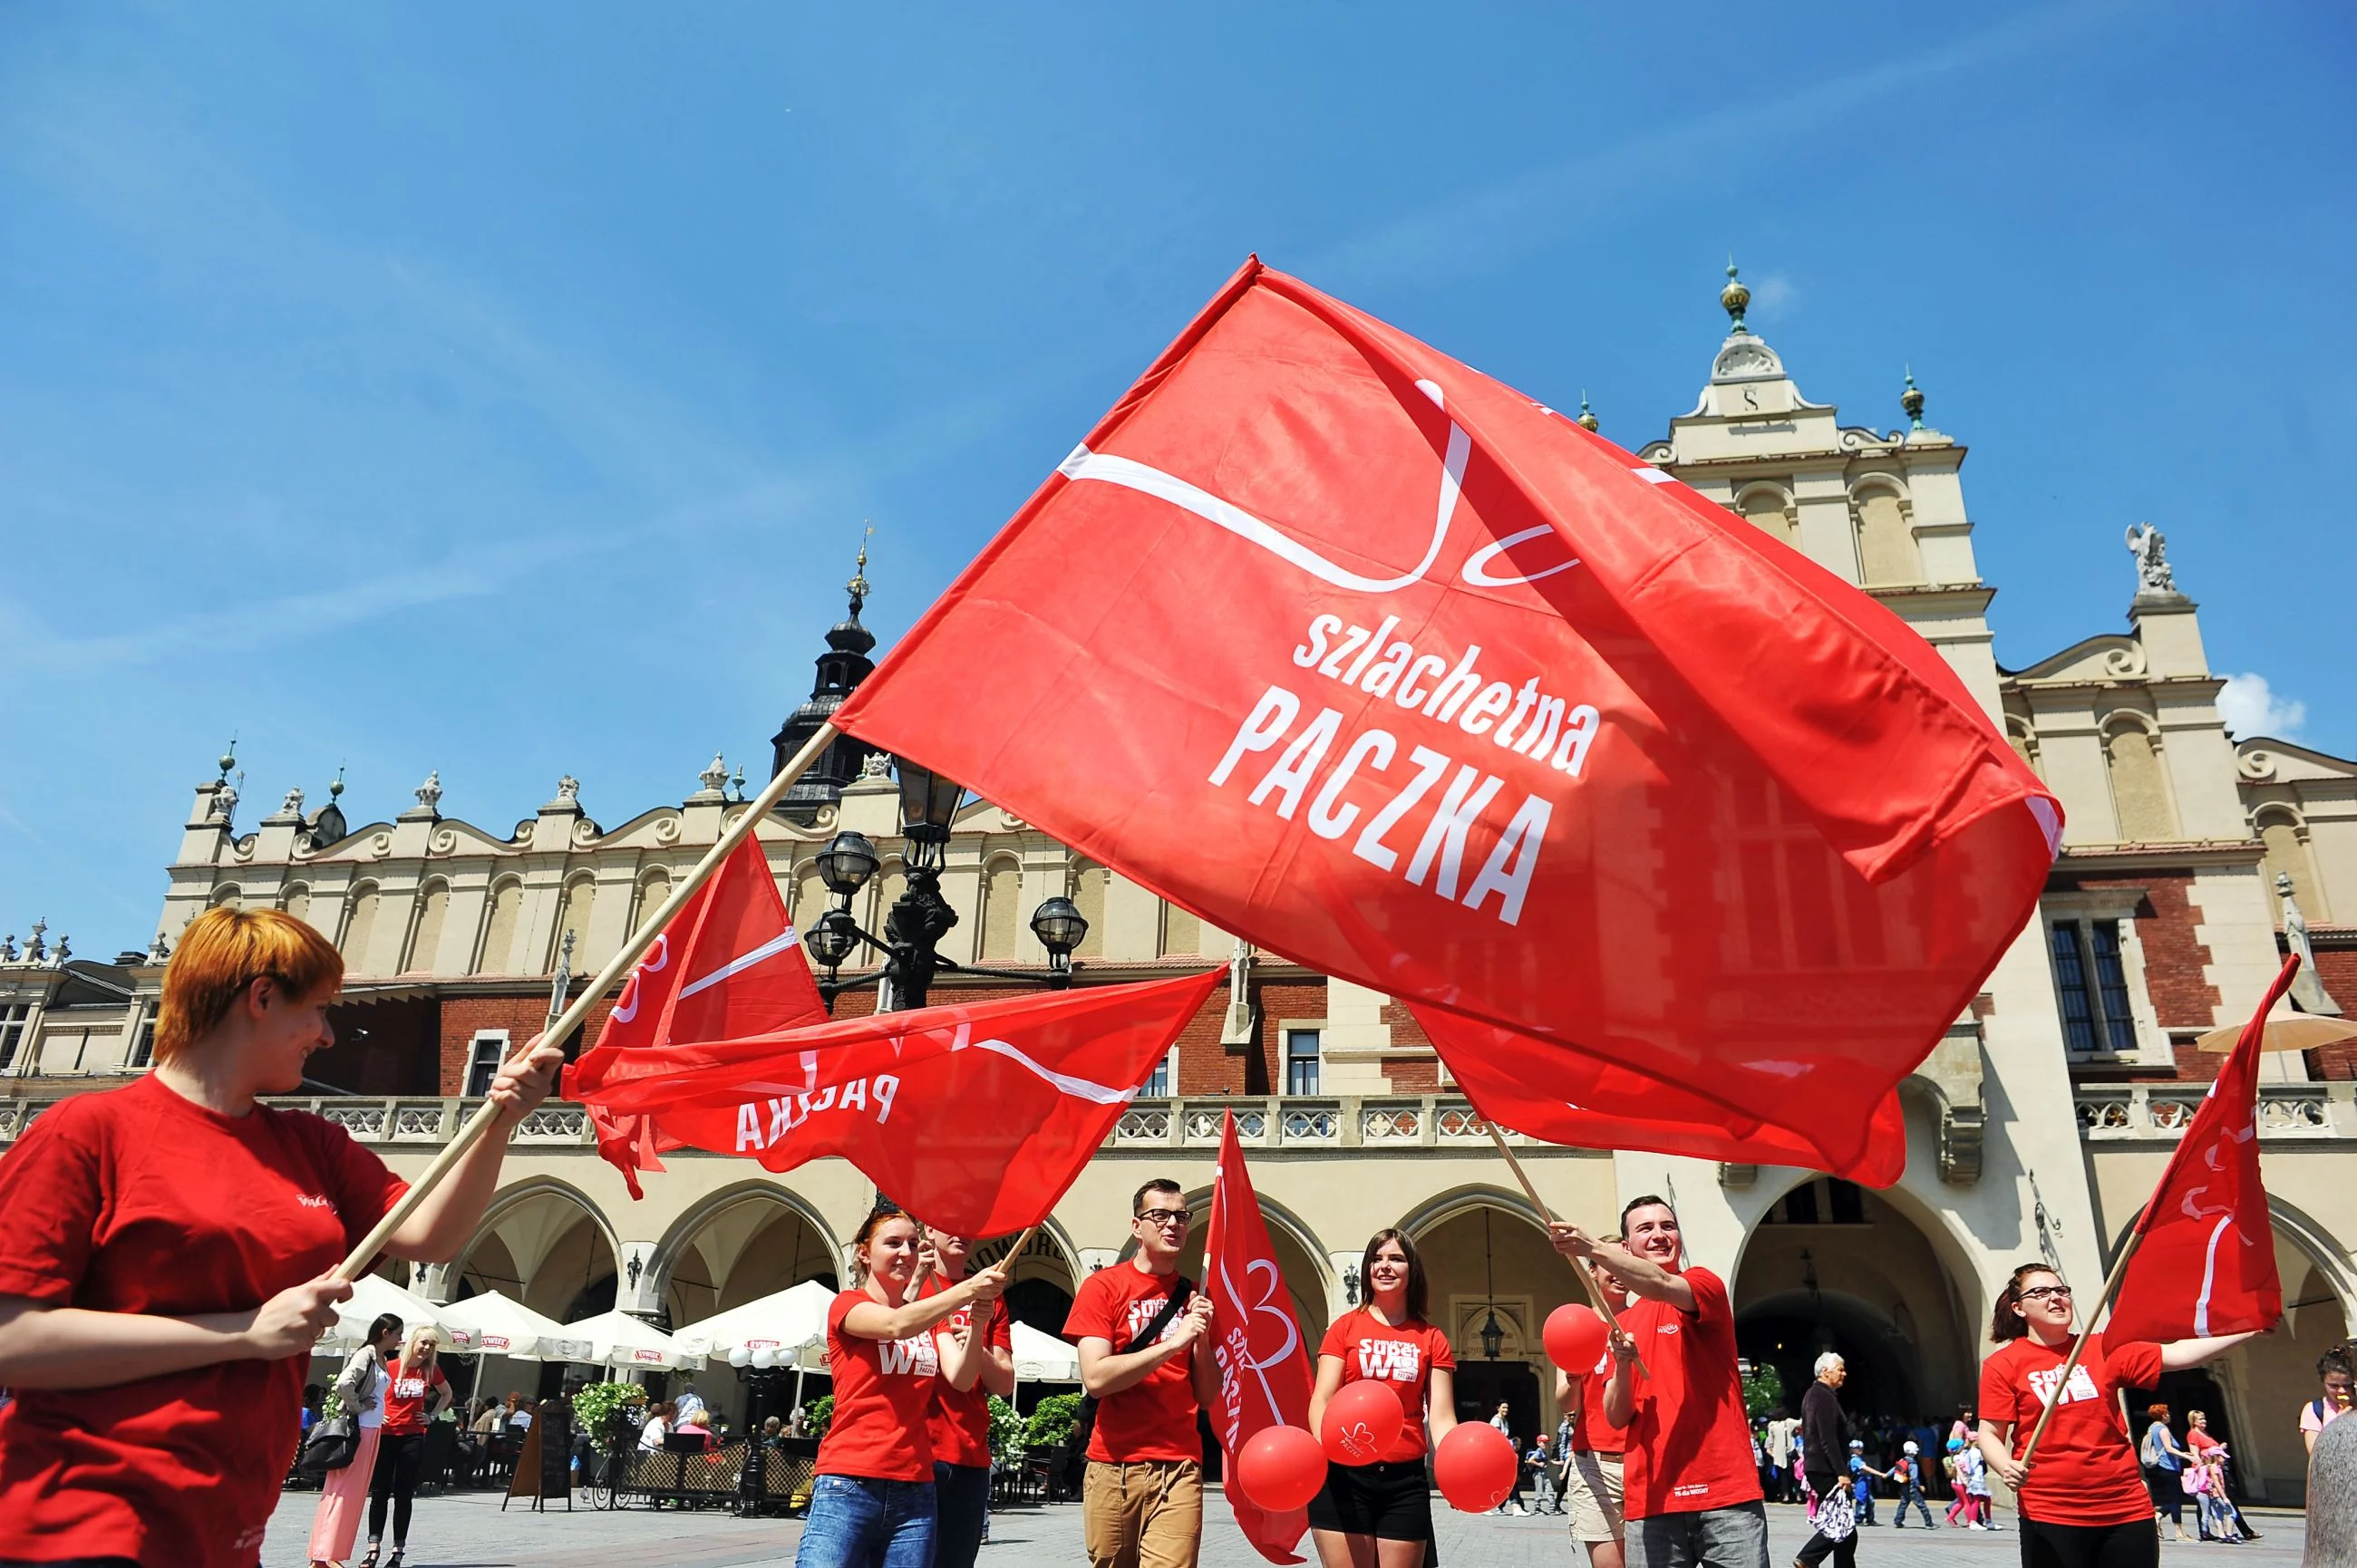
[{"left": 2125, "top": 522, "right": 2176, "bottom": 595}]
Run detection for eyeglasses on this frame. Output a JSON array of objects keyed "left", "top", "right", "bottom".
[
  {"left": 2020, "top": 1285, "right": 2073, "bottom": 1302},
  {"left": 1135, "top": 1208, "right": 1190, "bottom": 1228}
]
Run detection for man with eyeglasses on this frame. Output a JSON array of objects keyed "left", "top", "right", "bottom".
[{"left": 1064, "top": 1179, "right": 1218, "bottom": 1568}]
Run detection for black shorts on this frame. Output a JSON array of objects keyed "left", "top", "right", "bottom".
[{"left": 1306, "top": 1458, "right": 1434, "bottom": 1542}]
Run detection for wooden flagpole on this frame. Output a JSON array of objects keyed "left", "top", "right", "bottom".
[
  {"left": 335, "top": 722, "right": 844, "bottom": 1281},
  {"left": 1483, "top": 1121, "right": 1644, "bottom": 1371}
]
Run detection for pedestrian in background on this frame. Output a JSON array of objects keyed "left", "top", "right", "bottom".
[
  {"left": 308, "top": 1312, "right": 400, "bottom": 1568},
  {"left": 2301, "top": 1344, "right": 2352, "bottom": 1458},
  {"left": 1888, "top": 1442, "right": 1936, "bottom": 1529},
  {"left": 2140, "top": 1402, "right": 2196, "bottom": 1542},
  {"left": 363, "top": 1325, "right": 450, "bottom": 1568},
  {"left": 1794, "top": 1353, "right": 1857, "bottom": 1568}
]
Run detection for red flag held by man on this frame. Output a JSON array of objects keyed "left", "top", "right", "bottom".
[
  {"left": 566, "top": 971, "right": 1220, "bottom": 1234},
  {"left": 1203, "top": 1110, "right": 1314, "bottom": 1564},
  {"left": 2104, "top": 957, "right": 2294, "bottom": 1341},
  {"left": 582, "top": 835, "right": 828, "bottom": 1197},
  {"left": 1424, "top": 1004, "right": 1912, "bottom": 1184},
  {"left": 829, "top": 258, "right": 2059, "bottom": 1178}
]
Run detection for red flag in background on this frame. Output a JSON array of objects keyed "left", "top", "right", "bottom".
[
  {"left": 1203, "top": 1110, "right": 1314, "bottom": 1564},
  {"left": 566, "top": 971, "right": 1220, "bottom": 1235},
  {"left": 582, "top": 836, "right": 828, "bottom": 1197},
  {"left": 830, "top": 257, "right": 2060, "bottom": 1176},
  {"left": 1424, "top": 1004, "right": 1911, "bottom": 1184},
  {"left": 2104, "top": 957, "right": 2295, "bottom": 1342}
]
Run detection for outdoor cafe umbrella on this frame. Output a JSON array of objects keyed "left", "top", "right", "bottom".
[
  {"left": 314, "top": 1272, "right": 448, "bottom": 1355},
  {"left": 436, "top": 1290, "right": 597, "bottom": 1361},
  {"left": 567, "top": 1308, "right": 706, "bottom": 1373}
]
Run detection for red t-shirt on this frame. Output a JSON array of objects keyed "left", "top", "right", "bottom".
[
  {"left": 1979, "top": 1333, "right": 2165, "bottom": 1525},
  {"left": 1063, "top": 1263, "right": 1201, "bottom": 1463},
  {"left": 921, "top": 1274, "right": 1013, "bottom": 1469},
  {"left": 1616, "top": 1267, "right": 1764, "bottom": 1518},
  {"left": 818, "top": 1288, "right": 939, "bottom": 1481},
  {"left": 1318, "top": 1308, "right": 1455, "bottom": 1461},
  {"left": 1570, "top": 1337, "right": 1630, "bottom": 1456},
  {"left": 382, "top": 1362, "right": 450, "bottom": 1437},
  {"left": 0, "top": 1074, "right": 405, "bottom": 1568}
]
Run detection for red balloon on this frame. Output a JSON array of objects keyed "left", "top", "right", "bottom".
[
  {"left": 1434, "top": 1421, "right": 1518, "bottom": 1513},
  {"left": 1545, "top": 1303, "right": 1609, "bottom": 1371},
  {"left": 1321, "top": 1379, "right": 1407, "bottom": 1465},
  {"left": 1235, "top": 1424, "right": 1327, "bottom": 1513}
]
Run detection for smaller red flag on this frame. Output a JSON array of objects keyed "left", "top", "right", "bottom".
[
  {"left": 1420, "top": 1004, "right": 1908, "bottom": 1185},
  {"left": 567, "top": 971, "right": 1220, "bottom": 1236},
  {"left": 1204, "top": 1110, "right": 1315, "bottom": 1564},
  {"left": 2105, "top": 957, "right": 2295, "bottom": 1342},
  {"left": 579, "top": 837, "right": 829, "bottom": 1197}
]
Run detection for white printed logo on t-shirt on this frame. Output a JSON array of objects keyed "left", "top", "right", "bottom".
[
  {"left": 2026, "top": 1363, "right": 2102, "bottom": 1408},
  {"left": 879, "top": 1333, "right": 941, "bottom": 1377},
  {"left": 1355, "top": 1341, "right": 1421, "bottom": 1381}
]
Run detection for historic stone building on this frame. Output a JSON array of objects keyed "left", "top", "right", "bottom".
[{"left": 6, "top": 271, "right": 2352, "bottom": 1503}]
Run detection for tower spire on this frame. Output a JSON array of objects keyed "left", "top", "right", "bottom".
[{"left": 1720, "top": 260, "right": 1751, "bottom": 335}]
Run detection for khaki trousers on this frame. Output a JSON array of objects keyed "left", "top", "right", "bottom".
[{"left": 1082, "top": 1458, "right": 1203, "bottom": 1568}]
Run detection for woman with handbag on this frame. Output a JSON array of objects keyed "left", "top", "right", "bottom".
[
  {"left": 307, "top": 1313, "right": 402, "bottom": 1568},
  {"left": 0, "top": 906, "right": 564, "bottom": 1568}
]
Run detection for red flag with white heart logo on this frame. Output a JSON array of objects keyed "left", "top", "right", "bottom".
[
  {"left": 581, "top": 835, "right": 828, "bottom": 1198},
  {"left": 566, "top": 970, "right": 1219, "bottom": 1234},
  {"left": 829, "top": 257, "right": 2060, "bottom": 1177},
  {"left": 1204, "top": 1109, "right": 1314, "bottom": 1563},
  {"left": 2102, "top": 957, "right": 2294, "bottom": 1341}
]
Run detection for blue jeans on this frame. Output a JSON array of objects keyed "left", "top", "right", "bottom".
[
  {"left": 793, "top": 1474, "right": 936, "bottom": 1568},
  {"left": 933, "top": 1462, "right": 991, "bottom": 1568},
  {"left": 1895, "top": 1482, "right": 1936, "bottom": 1528}
]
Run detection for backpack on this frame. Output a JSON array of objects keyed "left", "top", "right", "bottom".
[{"left": 1061, "top": 1277, "right": 1194, "bottom": 1495}]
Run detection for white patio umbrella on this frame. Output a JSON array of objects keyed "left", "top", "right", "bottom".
[
  {"left": 674, "top": 1278, "right": 837, "bottom": 1363},
  {"left": 1009, "top": 1321, "right": 1082, "bottom": 1383},
  {"left": 567, "top": 1308, "right": 706, "bottom": 1372},
  {"left": 435, "top": 1290, "right": 596, "bottom": 1362},
  {"left": 314, "top": 1273, "right": 447, "bottom": 1355}
]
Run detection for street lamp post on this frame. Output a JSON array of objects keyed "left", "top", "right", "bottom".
[{"left": 804, "top": 756, "right": 1089, "bottom": 1011}]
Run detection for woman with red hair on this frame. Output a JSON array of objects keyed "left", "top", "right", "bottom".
[{"left": 0, "top": 906, "right": 564, "bottom": 1568}]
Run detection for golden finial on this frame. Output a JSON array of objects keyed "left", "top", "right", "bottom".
[
  {"left": 1721, "top": 259, "right": 1751, "bottom": 335},
  {"left": 847, "top": 521, "right": 873, "bottom": 612}
]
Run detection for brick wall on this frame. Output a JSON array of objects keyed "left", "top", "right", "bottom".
[{"left": 2304, "top": 940, "right": 2357, "bottom": 1081}]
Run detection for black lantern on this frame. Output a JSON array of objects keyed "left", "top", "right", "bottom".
[
  {"left": 1479, "top": 1309, "right": 1506, "bottom": 1361},
  {"left": 805, "top": 907, "right": 859, "bottom": 972},
  {"left": 1031, "top": 895, "right": 1088, "bottom": 953},
  {"left": 815, "top": 830, "right": 880, "bottom": 896},
  {"left": 892, "top": 756, "right": 964, "bottom": 848}
]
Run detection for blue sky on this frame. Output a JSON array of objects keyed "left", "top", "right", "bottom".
[{"left": 3, "top": 2, "right": 2351, "bottom": 953}]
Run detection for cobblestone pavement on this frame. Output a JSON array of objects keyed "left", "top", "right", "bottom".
[{"left": 265, "top": 1486, "right": 2309, "bottom": 1568}]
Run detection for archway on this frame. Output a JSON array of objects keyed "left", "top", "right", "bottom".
[
  {"left": 654, "top": 1183, "right": 841, "bottom": 1333},
  {"left": 1732, "top": 1176, "right": 1972, "bottom": 1430},
  {"left": 1403, "top": 1189, "right": 1566, "bottom": 1446},
  {"left": 447, "top": 1181, "right": 619, "bottom": 1401},
  {"left": 974, "top": 1223, "right": 1082, "bottom": 1342}
]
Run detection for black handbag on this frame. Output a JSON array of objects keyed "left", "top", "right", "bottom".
[
  {"left": 299, "top": 1413, "right": 361, "bottom": 1476},
  {"left": 1061, "top": 1277, "right": 1194, "bottom": 1496}
]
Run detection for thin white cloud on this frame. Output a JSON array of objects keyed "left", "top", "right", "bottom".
[
  {"left": 1305, "top": 2, "right": 2130, "bottom": 292},
  {"left": 1747, "top": 274, "right": 1799, "bottom": 322},
  {"left": 2217, "top": 673, "right": 2306, "bottom": 740}
]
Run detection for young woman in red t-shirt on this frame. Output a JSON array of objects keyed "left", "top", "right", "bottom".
[
  {"left": 1306, "top": 1228, "right": 1457, "bottom": 1568},
  {"left": 794, "top": 1207, "right": 1008, "bottom": 1568},
  {"left": 0, "top": 907, "right": 565, "bottom": 1568},
  {"left": 360, "top": 1326, "right": 451, "bottom": 1568},
  {"left": 1974, "top": 1263, "right": 2253, "bottom": 1568}
]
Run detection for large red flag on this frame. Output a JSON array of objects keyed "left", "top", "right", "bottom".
[
  {"left": 1425, "top": 1004, "right": 1911, "bottom": 1184},
  {"left": 565, "top": 971, "right": 1220, "bottom": 1235},
  {"left": 829, "top": 257, "right": 2059, "bottom": 1175},
  {"left": 582, "top": 836, "right": 829, "bottom": 1197},
  {"left": 2104, "top": 957, "right": 2294, "bottom": 1342},
  {"left": 1203, "top": 1110, "right": 1314, "bottom": 1564}
]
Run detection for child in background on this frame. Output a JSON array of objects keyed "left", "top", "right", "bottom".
[
  {"left": 1892, "top": 1441, "right": 1939, "bottom": 1528},
  {"left": 1848, "top": 1439, "right": 1884, "bottom": 1525},
  {"left": 1943, "top": 1437, "right": 1971, "bottom": 1525},
  {"left": 1958, "top": 1443, "right": 1994, "bottom": 1529}
]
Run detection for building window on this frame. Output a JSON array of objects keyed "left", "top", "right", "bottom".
[
  {"left": 1284, "top": 1029, "right": 1321, "bottom": 1097},
  {"left": 128, "top": 1015, "right": 156, "bottom": 1070},
  {"left": 1140, "top": 1049, "right": 1175, "bottom": 1099},
  {"left": 0, "top": 1005, "right": 30, "bottom": 1073},
  {"left": 464, "top": 1032, "right": 509, "bottom": 1098},
  {"left": 2051, "top": 920, "right": 2137, "bottom": 1054}
]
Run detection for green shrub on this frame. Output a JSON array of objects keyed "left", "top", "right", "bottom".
[
  {"left": 571, "top": 1380, "right": 648, "bottom": 1453},
  {"left": 987, "top": 1394, "right": 1023, "bottom": 1462},
  {"left": 804, "top": 1394, "right": 834, "bottom": 1438},
  {"left": 1024, "top": 1391, "right": 1083, "bottom": 1452},
  {"left": 1741, "top": 1364, "right": 1785, "bottom": 1419}
]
